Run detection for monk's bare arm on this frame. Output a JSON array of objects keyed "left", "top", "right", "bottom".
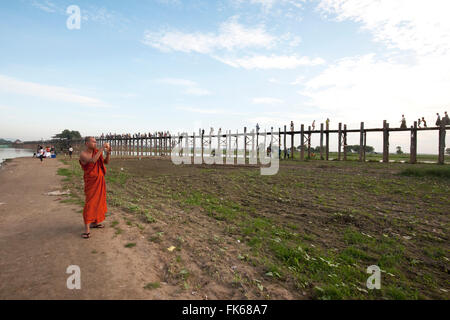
[{"left": 80, "top": 148, "right": 104, "bottom": 165}]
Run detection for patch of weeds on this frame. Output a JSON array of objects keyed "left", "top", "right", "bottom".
[
  {"left": 264, "top": 264, "right": 283, "bottom": 280},
  {"left": 144, "top": 282, "right": 160, "bottom": 290},
  {"left": 343, "top": 228, "right": 371, "bottom": 245},
  {"left": 106, "top": 170, "right": 129, "bottom": 185},
  {"left": 144, "top": 212, "right": 156, "bottom": 223},
  {"left": 339, "top": 247, "right": 373, "bottom": 263},
  {"left": 126, "top": 203, "right": 141, "bottom": 213},
  {"left": 149, "top": 232, "right": 164, "bottom": 243},
  {"left": 179, "top": 269, "right": 190, "bottom": 280},
  {"left": 423, "top": 246, "right": 446, "bottom": 260},
  {"left": 125, "top": 242, "right": 136, "bottom": 248},
  {"left": 181, "top": 191, "right": 241, "bottom": 221},
  {"left": 399, "top": 166, "right": 450, "bottom": 178},
  {"left": 57, "top": 168, "right": 72, "bottom": 177},
  {"left": 136, "top": 223, "right": 145, "bottom": 230}
]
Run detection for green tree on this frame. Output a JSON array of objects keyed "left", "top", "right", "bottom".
[
  {"left": 346, "top": 145, "right": 375, "bottom": 153},
  {"left": 446, "top": 148, "right": 450, "bottom": 155},
  {"left": 365, "top": 145, "right": 375, "bottom": 153},
  {"left": 396, "top": 146, "right": 403, "bottom": 154},
  {"left": 52, "top": 129, "right": 82, "bottom": 150},
  {"left": 344, "top": 145, "right": 353, "bottom": 153}
]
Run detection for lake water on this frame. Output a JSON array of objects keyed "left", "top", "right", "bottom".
[{"left": 0, "top": 147, "right": 35, "bottom": 166}]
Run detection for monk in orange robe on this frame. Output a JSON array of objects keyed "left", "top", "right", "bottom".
[{"left": 79, "top": 136, "right": 111, "bottom": 239}]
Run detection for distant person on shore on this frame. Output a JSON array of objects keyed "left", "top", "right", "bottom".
[
  {"left": 38, "top": 147, "right": 44, "bottom": 162},
  {"left": 290, "top": 121, "right": 294, "bottom": 132},
  {"left": 400, "top": 115, "right": 407, "bottom": 129},
  {"left": 422, "top": 117, "right": 427, "bottom": 128},
  {"left": 79, "top": 137, "right": 111, "bottom": 239},
  {"left": 325, "top": 118, "right": 330, "bottom": 128},
  {"left": 50, "top": 145, "right": 56, "bottom": 157},
  {"left": 312, "top": 120, "right": 316, "bottom": 131},
  {"left": 436, "top": 113, "right": 441, "bottom": 126},
  {"left": 418, "top": 118, "right": 422, "bottom": 128},
  {"left": 68, "top": 145, "right": 74, "bottom": 159}
]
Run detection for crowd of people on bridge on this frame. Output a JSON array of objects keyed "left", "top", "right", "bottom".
[
  {"left": 400, "top": 112, "right": 449, "bottom": 129},
  {"left": 100, "top": 132, "right": 172, "bottom": 139}
]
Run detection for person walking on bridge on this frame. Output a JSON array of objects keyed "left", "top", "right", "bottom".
[
  {"left": 443, "top": 111, "right": 450, "bottom": 125},
  {"left": 436, "top": 113, "right": 441, "bottom": 126},
  {"left": 422, "top": 117, "right": 427, "bottom": 128},
  {"left": 400, "top": 115, "right": 407, "bottom": 129}
]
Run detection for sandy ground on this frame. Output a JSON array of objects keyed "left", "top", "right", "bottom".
[{"left": 0, "top": 157, "right": 194, "bottom": 299}]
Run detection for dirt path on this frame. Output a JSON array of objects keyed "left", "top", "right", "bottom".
[{"left": 0, "top": 157, "right": 194, "bottom": 299}]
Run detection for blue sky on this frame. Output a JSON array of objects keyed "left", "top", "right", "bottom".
[{"left": 1, "top": 0, "right": 449, "bottom": 153}]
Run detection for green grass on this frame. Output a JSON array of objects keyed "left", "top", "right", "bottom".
[
  {"left": 285, "top": 150, "right": 450, "bottom": 164},
  {"left": 124, "top": 242, "right": 136, "bottom": 248},
  {"left": 179, "top": 191, "right": 241, "bottom": 221},
  {"left": 399, "top": 166, "right": 450, "bottom": 178},
  {"left": 58, "top": 157, "right": 449, "bottom": 300},
  {"left": 143, "top": 212, "right": 156, "bottom": 223},
  {"left": 57, "top": 168, "right": 72, "bottom": 177},
  {"left": 144, "top": 282, "right": 161, "bottom": 290},
  {"left": 105, "top": 169, "right": 129, "bottom": 185}
]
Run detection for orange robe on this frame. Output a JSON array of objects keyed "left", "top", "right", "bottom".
[{"left": 79, "top": 148, "right": 107, "bottom": 225}]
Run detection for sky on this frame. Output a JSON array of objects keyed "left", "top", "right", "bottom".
[{"left": 1, "top": 0, "right": 449, "bottom": 154}]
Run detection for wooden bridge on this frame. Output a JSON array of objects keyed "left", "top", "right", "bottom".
[{"left": 95, "top": 120, "right": 449, "bottom": 165}]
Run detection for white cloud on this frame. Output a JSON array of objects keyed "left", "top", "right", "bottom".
[
  {"left": 176, "top": 106, "right": 226, "bottom": 115},
  {"left": 156, "top": 78, "right": 198, "bottom": 86},
  {"left": 156, "top": 77, "right": 212, "bottom": 96},
  {"left": 143, "top": 15, "right": 320, "bottom": 69},
  {"left": 31, "top": 0, "right": 57, "bottom": 13},
  {"left": 143, "top": 16, "right": 276, "bottom": 54},
  {"left": 183, "top": 87, "right": 212, "bottom": 96},
  {"left": 290, "top": 75, "right": 305, "bottom": 85},
  {"left": 212, "top": 54, "right": 325, "bottom": 69},
  {"left": 317, "top": 0, "right": 450, "bottom": 57},
  {"left": 0, "top": 74, "right": 110, "bottom": 108},
  {"left": 156, "top": 0, "right": 181, "bottom": 5},
  {"left": 249, "top": 0, "right": 278, "bottom": 11},
  {"left": 252, "top": 97, "right": 284, "bottom": 104},
  {"left": 175, "top": 106, "right": 246, "bottom": 116},
  {"left": 294, "top": 0, "right": 450, "bottom": 128},
  {"left": 248, "top": 110, "right": 324, "bottom": 128},
  {"left": 231, "top": 0, "right": 306, "bottom": 12},
  {"left": 299, "top": 54, "right": 450, "bottom": 125}
]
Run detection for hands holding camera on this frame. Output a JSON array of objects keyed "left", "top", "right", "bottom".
[{"left": 103, "top": 142, "right": 112, "bottom": 154}]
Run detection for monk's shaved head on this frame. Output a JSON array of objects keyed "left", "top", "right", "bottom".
[
  {"left": 84, "top": 136, "right": 97, "bottom": 150},
  {"left": 84, "top": 136, "right": 94, "bottom": 144}
]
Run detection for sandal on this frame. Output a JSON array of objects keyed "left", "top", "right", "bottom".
[
  {"left": 91, "top": 223, "right": 105, "bottom": 229},
  {"left": 81, "top": 233, "right": 90, "bottom": 239}
]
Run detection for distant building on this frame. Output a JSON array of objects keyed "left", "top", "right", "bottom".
[{"left": 13, "top": 139, "right": 23, "bottom": 144}]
